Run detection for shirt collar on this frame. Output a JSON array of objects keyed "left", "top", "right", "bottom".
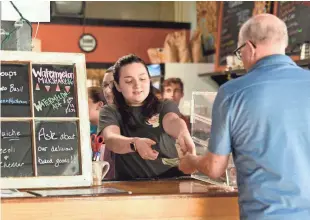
[{"left": 248, "top": 54, "right": 296, "bottom": 72}]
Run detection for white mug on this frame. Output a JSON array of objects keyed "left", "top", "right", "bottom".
[{"left": 92, "top": 161, "right": 110, "bottom": 186}]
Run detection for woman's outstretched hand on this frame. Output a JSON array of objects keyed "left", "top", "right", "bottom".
[
  {"left": 135, "top": 138, "right": 159, "bottom": 160},
  {"left": 177, "top": 131, "right": 196, "bottom": 157}
]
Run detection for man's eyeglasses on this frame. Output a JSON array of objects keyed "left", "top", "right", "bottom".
[
  {"left": 233, "top": 41, "right": 256, "bottom": 60},
  {"left": 101, "top": 81, "right": 114, "bottom": 89}
]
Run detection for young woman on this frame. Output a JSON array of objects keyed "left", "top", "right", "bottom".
[
  {"left": 98, "top": 54, "right": 195, "bottom": 180},
  {"left": 88, "top": 87, "right": 114, "bottom": 179}
]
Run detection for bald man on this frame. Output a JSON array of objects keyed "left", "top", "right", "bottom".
[{"left": 179, "top": 14, "right": 310, "bottom": 219}]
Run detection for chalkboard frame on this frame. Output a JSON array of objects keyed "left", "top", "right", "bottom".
[
  {"left": 273, "top": 2, "right": 302, "bottom": 61},
  {"left": 0, "top": 51, "right": 92, "bottom": 189}
]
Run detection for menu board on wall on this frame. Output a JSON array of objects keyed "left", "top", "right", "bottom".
[
  {"left": 35, "top": 121, "right": 79, "bottom": 176},
  {"left": 0, "top": 121, "right": 34, "bottom": 177},
  {"left": 32, "top": 64, "right": 77, "bottom": 117},
  {"left": 216, "top": 2, "right": 255, "bottom": 68},
  {"left": 0, "top": 63, "right": 31, "bottom": 117},
  {"left": 215, "top": 1, "right": 271, "bottom": 71},
  {"left": 274, "top": 2, "right": 310, "bottom": 56}
]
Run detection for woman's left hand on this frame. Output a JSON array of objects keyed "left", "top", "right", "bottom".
[{"left": 177, "top": 131, "right": 196, "bottom": 157}]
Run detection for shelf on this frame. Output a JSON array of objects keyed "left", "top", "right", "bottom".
[
  {"left": 198, "top": 58, "right": 310, "bottom": 78},
  {"left": 225, "top": 69, "right": 246, "bottom": 75},
  {"left": 198, "top": 69, "right": 246, "bottom": 77},
  {"left": 198, "top": 71, "right": 224, "bottom": 77},
  {"left": 296, "top": 58, "right": 310, "bottom": 67}
]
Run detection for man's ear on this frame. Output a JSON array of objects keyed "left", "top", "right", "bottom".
[
  {"left": 181, "top": 92, "right": 184, "bottom": 98},
  {"left": 247, "top": 40, "right": 256, "bottom": 58},
  {"left": 114, "top": 81, "right": 121, "bottom": 92},
  {"left": 98, "top": 101, "right": 104, "bottom": 108},
  {"left": 95, "top": 101, "right": 103, "bottom": 110}
]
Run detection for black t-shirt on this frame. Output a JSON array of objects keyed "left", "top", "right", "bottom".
[{"left": 98, "top": 100, "right": 184, "bottom": 180}]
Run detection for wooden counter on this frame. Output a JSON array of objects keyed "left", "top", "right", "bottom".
[{"left": 1, "top": 179, "right": 239, "bottom": 220}]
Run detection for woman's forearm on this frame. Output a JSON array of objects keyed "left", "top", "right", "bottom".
[
  {"left": 105, "top": 134, "right": 134, "bottom": 154},
  {"left": 163, "top": 114, "right": 189, "bottom": 139}
]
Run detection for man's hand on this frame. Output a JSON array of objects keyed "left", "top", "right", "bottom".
[
  {"left": 178, "top": 153, "right": 198, "bottom": 174},
  {"left": 180, "top": 152, "right": 230, "bottom": 179},
  {"left": 135, "top": 138, "right": 159, "bottom": 160},
  {"left": 177, "top": 131, "right": 196, "bottom": 156}
]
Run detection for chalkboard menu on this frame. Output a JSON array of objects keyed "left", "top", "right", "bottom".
[
  {"left": 32, "top": 64, "right": 77, "bottom": 117},
  {"left": 275, "top": 2, "right": 310, "bottom": 55},
  {"left": 0, "top": 121, "right": 33, "bottom": 177},
  {"left": 1, "top": 62, "right": 80, "bottom": 178},
  {"left": 0, "top": 63, "right": 31, "bottom": 117},
  {"left": 217, "top": 2, "right": 255, "bottom": 67},
  {"left": 1, "top": 51, "right": 91, "bottom": 189},
  {"left": 35, "top": 121, "right": 80, "bottom": 176}
]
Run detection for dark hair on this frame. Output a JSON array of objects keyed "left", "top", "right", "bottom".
[
  {"left": 162, "top": 77, "right": 184, "bottom": 93},
  {"left": 112, "top": 54, "right": 160, "bottom": 127},
  {"left": 88, "top": 86, "right": 107, "bottom": 105}
]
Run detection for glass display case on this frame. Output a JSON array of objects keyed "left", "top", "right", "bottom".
[{"left": 190, "top": 92, "right": 237, "bottom": 188}]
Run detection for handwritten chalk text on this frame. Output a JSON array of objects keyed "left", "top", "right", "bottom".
[
  {"left": 38, "top": 145, "right": 74, "bottom": 152},
  {"left": 10, "top": 84, "right": 23, "bottom": 93},
  {"left": 33, "top": 92, "right": 69, "bottom": 112},
  {"left": 38, "top": 128, "right": 76, "bottom": 141},
  {"left": 0, "top": 71, "right": 17, "bottom": 79},
  {"left": 65, "top": 97, "right": 76, "bottom": 114},
  {"left": 37, "top": 157, "right": 53, "bottom": 165},
  {"left": 0, "top": 98, "right": 28, "bottom": 104},
  {"left": 37, "top": 156, "right": 77, "bottom": 168},
  {"left": 51, "top": 145, "right": 74, "bottom": 152},
  {"left": 0, "top": 161, "right": 24, "bottom": 168},
  {"left": 32, "top": 67, "right": 74, "bottom": 85},
  {"left": 0, "top": 146, "right": 16, "bottom": 155},
  {"left": 1, "top": 128, "right": 21, "bottom": 138},
  {"left": 38, "top": 128, "right": 57, "bottom": 141}
]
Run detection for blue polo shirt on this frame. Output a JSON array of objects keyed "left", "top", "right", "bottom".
[{"left": 209, "top": 55, "right": 310, "bottom": 220}]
